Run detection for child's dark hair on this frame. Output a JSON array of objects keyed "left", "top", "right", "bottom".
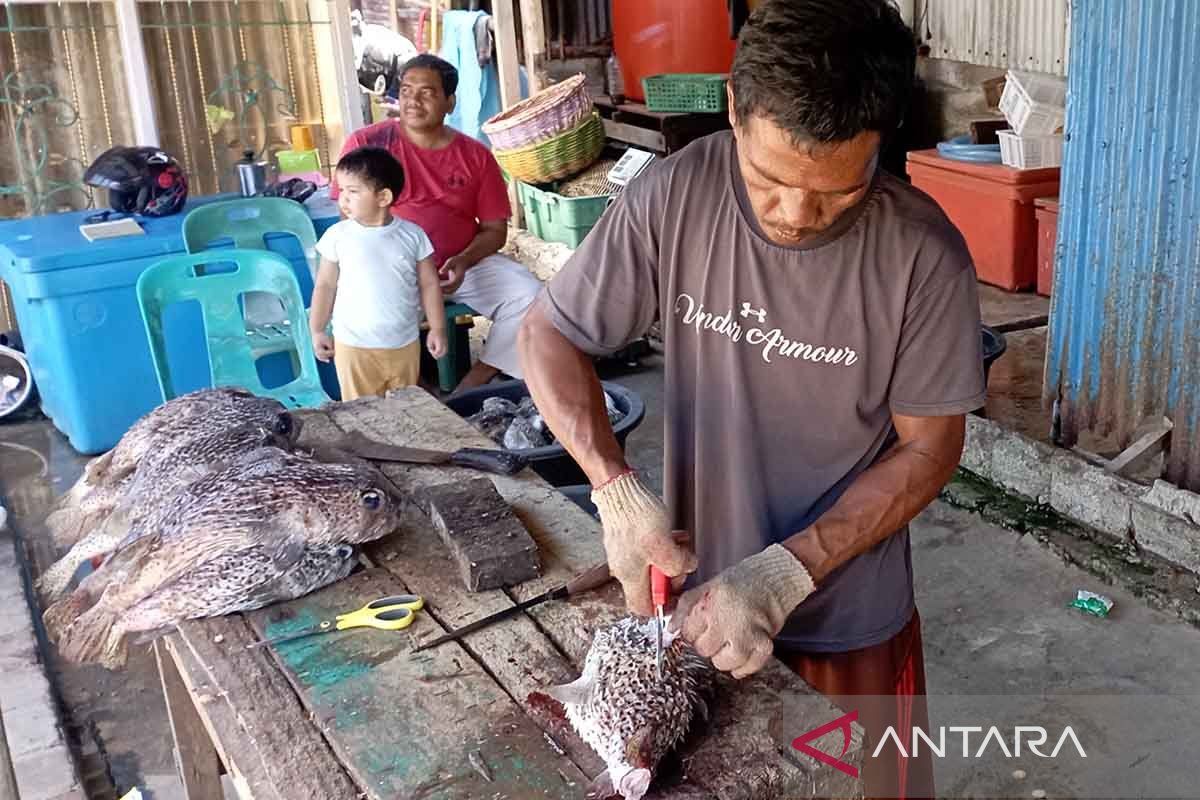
[{"left": 335, "top": 146, "right": 405, "bottom": 198}]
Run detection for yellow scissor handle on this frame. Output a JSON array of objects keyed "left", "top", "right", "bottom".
[{"left": 334, "top": 594, "right": 425, "bottom": 631}]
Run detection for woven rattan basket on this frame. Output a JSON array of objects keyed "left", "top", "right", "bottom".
[
  {"left": 482, "top": 74, "right": 591, "bottom": 151},
  {"left": 493, "top": 112, "right": 605, "bottom": 184}
]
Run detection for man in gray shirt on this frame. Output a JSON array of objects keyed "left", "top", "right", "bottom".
[{"left": 519, "top": 0, "right": 984, "bottom": 794}]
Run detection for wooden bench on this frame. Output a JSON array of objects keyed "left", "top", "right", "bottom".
[{"left": 153, "top": 388, "right": 865, "bottom": 798}]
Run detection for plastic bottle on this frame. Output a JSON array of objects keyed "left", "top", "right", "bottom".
[{"left": 606, "top": 53, "right": 625, "bottom": 104}]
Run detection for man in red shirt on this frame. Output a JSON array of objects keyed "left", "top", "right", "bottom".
[{"left": 333, "top": 54, "right": 541, "bottom": 392}]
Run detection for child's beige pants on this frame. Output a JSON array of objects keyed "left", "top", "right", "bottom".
[{"left": 333, "top": 339, "right": 420, "bottom": 401}]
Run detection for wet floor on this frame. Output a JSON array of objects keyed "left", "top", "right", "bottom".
[{"left": 0, "top": 416, "right": 181, "bottom": 798}]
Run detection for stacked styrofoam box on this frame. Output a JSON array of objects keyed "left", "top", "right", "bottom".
[{"left": 998, "top": 70, "right": 1066, "bottom": 168}]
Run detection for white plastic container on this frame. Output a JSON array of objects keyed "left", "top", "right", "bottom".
[
  {"left": 999, "top": 70, "right": 1067, "bottom": 136},
  {"left": 997, "top": 130, "right": 1065, "bottom": 169}
]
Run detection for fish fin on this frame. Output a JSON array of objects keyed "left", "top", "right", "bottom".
[
  {"left": 82, "top": 449, "right": 115, "bottom": 485},
  {"left": 545, "top": 674, "right": 595, "bottom": 708},
  {"left": 584, "top": 768, "right": 617, "bottom": 800},
  {"left": 269, "top": 536, "right": 306, "bottom": 571}
]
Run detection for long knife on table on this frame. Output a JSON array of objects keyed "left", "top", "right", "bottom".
[
  {"left": 337, "top": 429, "right": 527, "bottom": 476},
  {"left": 412, "top": 561, "right": 613, "bottom": 653}
]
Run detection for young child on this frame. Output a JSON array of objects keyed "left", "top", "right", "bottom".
[{"left": 310, "top": 147, "right": 447, "bottom": 400}]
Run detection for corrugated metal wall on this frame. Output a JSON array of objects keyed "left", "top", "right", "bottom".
[
  {"left": 919, "top": 0, "right": 1069, "bottom": 75},
  {"left": 1045, "top": 0, "right": 1200, "bottom": 491}
]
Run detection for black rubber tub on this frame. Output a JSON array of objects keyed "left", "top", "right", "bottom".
[
  {"left": 982, "top": 325, "right": 1008, "bottom": 383},
  {"left": 445, "top": 379, "right": 646, "bottom": 487}
]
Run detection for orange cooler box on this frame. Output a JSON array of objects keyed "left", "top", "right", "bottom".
[{"left": 906, "top": 149, "right": 1060, "bottom": 291}]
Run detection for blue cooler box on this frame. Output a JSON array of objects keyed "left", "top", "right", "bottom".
[{"left": 0, "top": 195, "right": 339, "bottom": 454}]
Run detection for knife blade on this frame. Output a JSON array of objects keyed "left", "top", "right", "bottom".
[
  {"left": 412, "top": 561, "right": 613, "bottom": 653},
  {"left": 338, "top": 430, "right": 527, "bottom": 476}
]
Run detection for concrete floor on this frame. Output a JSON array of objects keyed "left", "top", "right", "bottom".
[{"left": 4, "top": 286, "right": 1199, "bottom": 798}]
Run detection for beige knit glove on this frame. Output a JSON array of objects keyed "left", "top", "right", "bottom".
[
  {"left": 670, "top": 543, "right": 815, "bottom": 679},
  {"left": 591, "top": 471, "right": 698, "bottom": 616}
]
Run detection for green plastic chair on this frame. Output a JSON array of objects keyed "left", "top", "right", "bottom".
[
  {"left": 183, "top": 196, "right": 319, "bottom": 269},
  {"left": 184, "top": 197, "right": 477, "bottom": 393},
  {"left": 136, "top": 249, "right": 330, "bottom": 408},
  {"left": 182, "top": 198, "right": 318, "bottom": 349}
]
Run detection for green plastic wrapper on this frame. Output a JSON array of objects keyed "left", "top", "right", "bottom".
[{"left": 1070, "top": 589, "right": 1114, "bottom": 618}]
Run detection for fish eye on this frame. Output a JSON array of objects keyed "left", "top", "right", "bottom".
[
  {"left": 273, "top": 413, "right": 294, "bottom": 436},
  {"left": 336, "top": 544, "right": 353, "bottom": 559},
  {"left": 360, "top": 489, "right": 383, "bottom": 511}
]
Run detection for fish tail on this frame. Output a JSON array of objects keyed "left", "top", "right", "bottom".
[
  {"left": 100, "top": 625, "right": 131, "bottom": 670},
  {"left": 42, "top": 592, "right": 91, "bottom": 643},
  {"left": 56, "top": 602, "right": 123, "bottom": 667}
]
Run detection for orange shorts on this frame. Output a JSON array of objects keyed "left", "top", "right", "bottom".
[
  {"left": 333, "top": 339, "right": 420, "bottom": 401},
  {"left": 780, "top": 611, "right": 934, "bottom": 800}
]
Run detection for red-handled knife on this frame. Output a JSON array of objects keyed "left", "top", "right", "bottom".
[{"left": 650, "top": 564, "right": 669, "bottom": 681}]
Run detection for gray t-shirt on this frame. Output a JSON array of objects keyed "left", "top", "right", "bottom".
[{"left": 544, "top": 131, "right": 985, "bottom": 652}]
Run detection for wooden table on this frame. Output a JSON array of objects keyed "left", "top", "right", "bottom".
[
  {"left": 592, "top": 95, "right": 731, "bottom": 155},
  {"left": 153, "top": 389, "right": 864, "bottom": 799}
]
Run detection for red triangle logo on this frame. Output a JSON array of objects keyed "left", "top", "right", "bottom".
[{"left": 792, "top": 710, "right": 860, "bottom": 779}]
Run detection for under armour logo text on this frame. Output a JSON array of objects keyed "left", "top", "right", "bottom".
[{"left": 739, "top": 302, "right": 766, "bottom": 323}]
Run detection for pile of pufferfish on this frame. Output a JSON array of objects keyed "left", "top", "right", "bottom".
[
  {"left": 36, "top": 387, "right": 719, "bottom": 800},
  {"left": 37, "top": 387, "right": 405, "bottom": 670}
]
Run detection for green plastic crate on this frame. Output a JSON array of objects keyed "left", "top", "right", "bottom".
[
  {"left": 642, "top": 73, "right": 728, "bottom": 113},
  {"left": 517, "top": 181, "right": 613, "bottom": 249}
]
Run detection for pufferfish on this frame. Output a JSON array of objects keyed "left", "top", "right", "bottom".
[
  {"left": 44, "top": 387, "right": 293, "bottom": 548},
  {"left": 43, "top": 448, "right": 403, "bottom": 670},
  {"left": 36, "top": 418, "right": 301, "bottom": 601},
  {"left": 547, "top": 617, "right": 715, "bottom": 800}
]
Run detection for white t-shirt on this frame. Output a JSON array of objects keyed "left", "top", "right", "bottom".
[{"left": 315, "top": 217, "right": 435, "bottom": 349}]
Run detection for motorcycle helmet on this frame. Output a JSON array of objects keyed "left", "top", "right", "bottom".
[{"left": 84, "top": 146, "right": 189, "bottom": 217}]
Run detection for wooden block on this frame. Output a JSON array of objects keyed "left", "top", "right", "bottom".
[{"left": 420, "top": 476, "right": 541, "bottom": 591}]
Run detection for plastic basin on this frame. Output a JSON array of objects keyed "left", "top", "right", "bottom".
[
  {"left": 982, "top": 325, "right": 1008, "bottom": 384},
  {"left": 445, "top": 379, "right": 646, "bottom": 487}
]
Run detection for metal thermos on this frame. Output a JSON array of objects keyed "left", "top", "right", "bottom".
[{"left": 237, "top": 149, "right": 268, "bottom": 196}]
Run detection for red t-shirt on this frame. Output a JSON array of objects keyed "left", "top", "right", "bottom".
[{"left": 332, "top": 121, "right": 511, "bottom": 267}]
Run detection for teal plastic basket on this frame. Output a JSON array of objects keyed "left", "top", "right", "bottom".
[
  {"left": 641, "top": 73, "right": 728, "bottom": 113},
  {"left": 517, "top": 181, "right": 613, "bottom": 249}
]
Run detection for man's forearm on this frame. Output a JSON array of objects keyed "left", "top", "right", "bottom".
[
  {"left": 455, "top": 225, "right": 508, "bottom": 269},
  {"left": 519, "top": 301, "right": 627, "bottom": 486},
  {"left": 783, "top": 416, "right": 965, "bottom": 584}
]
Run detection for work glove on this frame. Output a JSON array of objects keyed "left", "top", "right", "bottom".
[
  {"left": 670, "top": 543, "right": 815, "bottom": 679},
  {"left": 590, "top": 471, "right": 697, "bottom": 617}
]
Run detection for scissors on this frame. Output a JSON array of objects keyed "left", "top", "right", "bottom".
[{"left": 248, "top": 594, "right": 425, "bottom": 648}]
